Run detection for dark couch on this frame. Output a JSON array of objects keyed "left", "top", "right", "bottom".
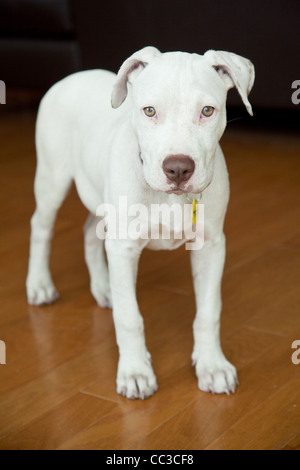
[
  {"left": 0, "top": 0, "right": 81, "bottom": 89},
  {"left": 0, "top": 0, "right": 299, "bottom": 111}
]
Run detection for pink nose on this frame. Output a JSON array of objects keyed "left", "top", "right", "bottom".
[{"left": 163, "top": 155, "right": 195, "bottom": 185}]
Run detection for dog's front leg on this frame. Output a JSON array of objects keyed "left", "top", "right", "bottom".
[
  {"left": 191, "top": 233, "right": 238, "bottom": 394},
  {"left": 105, "top": 239, "right": 158, "bottom": 400}
]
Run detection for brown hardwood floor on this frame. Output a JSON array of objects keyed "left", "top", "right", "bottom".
[{"left": 0, "top": 105, "right": 299, "bottom": 450}]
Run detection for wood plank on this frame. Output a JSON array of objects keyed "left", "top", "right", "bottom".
[
  {"left": 221, "top": 246, "right": 300, "bottom": 334},
  {"left": 0, "top": 393, "right": 117, "bottom": 450},
  {"left": 205, "top": 376, "right": 300, "bottom": 450},
  {"left": 0, "top": 299, "right": 115, "bottom": 397},
  {"left": 1, "top": 108, "right": 300, "bottom": 450},
  {"left": 58, "top": 366, "right": 206, "bottom": 450},
  {"left": 123, "top": 332, "right": 300, "bottom": 450},
  {"left": 59, "top": 327, "right": 279, "bottom": 449},
  {"left": 0, "top": 342, "right": 117, "bottom": 438},
  {"left": 282, "top": 434, "right": 300, "bottom": 451}
]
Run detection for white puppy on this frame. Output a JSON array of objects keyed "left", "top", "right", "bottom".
[{"left": 26, "top": 47, "right": 254, "bottom": 399}]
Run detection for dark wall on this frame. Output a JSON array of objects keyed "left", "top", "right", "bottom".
[
  {"left": 72, "top": 0, "right": 300, "bottom": 110},
  {"left": 0, "top": 0, "right": 299, "bottom": 112}
]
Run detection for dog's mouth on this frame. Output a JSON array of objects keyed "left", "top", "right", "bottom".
[
  {"left": 166, "top": 188, "right": 187, "bottom": 195},
  {"left": 165, "top": 179, "right": 212, "bottom": 196},
  {"left": 165, "top": 183, "right": 194, "bottom": 195}
]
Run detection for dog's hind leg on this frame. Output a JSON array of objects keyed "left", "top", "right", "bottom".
[
  {"left": 84, "top": 213, "right": 112, "bottom": 308},
  {"left": 26, "top": 157, "right": 72, "bottom": 306}
]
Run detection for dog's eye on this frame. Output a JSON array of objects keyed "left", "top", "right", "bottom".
[
  {"left": 143, "top": 107, "right": 156, "bottom": 118},
  {"left": 201, "top": 106, "right": 215, "bottom": 117}
]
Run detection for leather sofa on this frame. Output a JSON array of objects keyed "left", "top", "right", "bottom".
[{"left": 0, "top": 0, "right": 80, "bottom": 89}]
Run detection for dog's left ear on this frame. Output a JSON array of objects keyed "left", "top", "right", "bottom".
[
  {"left": 204, "top": 50, "right": 255, "bottom": 116},
  {"left": 111, "top": 46, "right": 161, "bottom": 109}
]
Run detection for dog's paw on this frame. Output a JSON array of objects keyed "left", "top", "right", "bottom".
[
  {"left": 26, "top": 277, "right": 59, "bottom": 306},
  {"left": 117, "top": 355, "right": 158, "bottom": 400},
  {"left": 91, "top": 281, "right": 112, "bottom": 309},
  {"left": 193, "top": 352, "right": 238, "bottom": 395}
]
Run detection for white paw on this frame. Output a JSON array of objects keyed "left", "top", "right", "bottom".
[
  {"left": 193, "top": 352, "right": 238, "bottom": 395},
  {"left": 27, "top": 276, "right": 59, "bottom": 306},
  {"left": 91, "top": 281, "right": 112, "bottom": 309},
  {"left": 117, "top": 355, "right": 158, "bottom": 400}
]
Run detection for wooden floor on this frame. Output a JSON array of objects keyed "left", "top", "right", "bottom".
[{"left": 0, "top": 105, "right": 299, "bottom": 450}]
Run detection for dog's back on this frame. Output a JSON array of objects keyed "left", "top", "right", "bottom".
[{"left": 36, "top": 70, "right": 124, "bottom": 166}]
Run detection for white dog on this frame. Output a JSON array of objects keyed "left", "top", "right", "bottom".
[{"left": 26, "top": 47, "right": 254, "bottom": 399}]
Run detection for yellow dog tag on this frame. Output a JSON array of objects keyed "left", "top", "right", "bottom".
[{"left": 192, "top": 198, "right": 198, "bottom": 225}]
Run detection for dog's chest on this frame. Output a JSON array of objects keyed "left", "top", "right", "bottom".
[{"left": 146, "top": 204, "right": 200, "bottom": 251}]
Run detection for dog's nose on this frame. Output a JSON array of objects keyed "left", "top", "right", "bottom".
[{"left": 162, "top": 155, "right": 195, "bottom": 185}]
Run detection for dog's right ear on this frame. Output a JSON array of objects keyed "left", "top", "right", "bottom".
[{"left": 111, "top": 46, "right": 161, "bottom": 109}]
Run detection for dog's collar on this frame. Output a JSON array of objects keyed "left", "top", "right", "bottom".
[
  {"left": 186, "top": 193, "right": 202, "bottom": 225},
  {"left": 186, "top": 193, "right": 202, "bottom": 204}
]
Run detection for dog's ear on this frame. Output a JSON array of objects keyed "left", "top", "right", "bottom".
[
  {"left": 204, "top": 50, "right": 255, "bottom": 116},
  {"left": 111, "top": 46, "right": 161, "bottom": 109}
]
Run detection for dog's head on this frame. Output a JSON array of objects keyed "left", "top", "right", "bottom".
[{"left": 112, "top": 47, "right": 254, "bottom": 194}]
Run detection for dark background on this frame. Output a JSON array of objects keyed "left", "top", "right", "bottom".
[{"left": 0, "top": 0, "right": 299, "bottom": 122}]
